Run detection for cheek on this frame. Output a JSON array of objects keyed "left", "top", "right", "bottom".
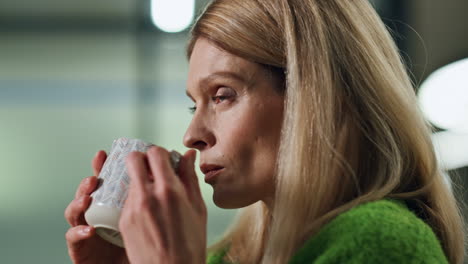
[
  {"left": 220, "top": 100, "right": 282, "bottom": 143},
  {"left": 217, "top": 102, "right": 281, "bottom": 176},
  {"left": 210, "top": 99, "right": 283, "bottom": 208},
  {"left": 218, "top": 115, "right": 256, "bottom": 167}
]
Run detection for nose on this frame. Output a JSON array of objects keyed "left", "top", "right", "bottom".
[{"left": 183, "top": 115, "right": 215, "bottom": 151}]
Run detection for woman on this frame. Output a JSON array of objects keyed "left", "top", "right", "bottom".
[{"left": 64, "top": 0, "right": 466, "bottom": 263}]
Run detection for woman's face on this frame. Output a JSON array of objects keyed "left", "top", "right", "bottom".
[{"left": 183, "top": 38, "right": 284, "bottom": 209}]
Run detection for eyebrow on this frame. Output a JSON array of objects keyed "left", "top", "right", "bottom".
[{"left": 186, "top": 71, "right": 250, "bottom": 100}]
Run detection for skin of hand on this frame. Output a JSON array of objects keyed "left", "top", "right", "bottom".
[
  {"left": 64, "top": 150, "right": 129, "bottom": 264},
  {"left": 120, "top": 146, "right": 207, "bottom": 264}
]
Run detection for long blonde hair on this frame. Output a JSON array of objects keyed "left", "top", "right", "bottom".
[{"left": 186, "top": 0, "right": 466, "bottom": 263}]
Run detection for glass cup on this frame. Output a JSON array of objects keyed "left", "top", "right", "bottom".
[{"left": 84, "top": 137, "right": 182, "bottom": 247}]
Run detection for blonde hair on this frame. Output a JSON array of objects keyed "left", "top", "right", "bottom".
[{"left": 187, "top": 0, "right": 466, "bottom": 263}]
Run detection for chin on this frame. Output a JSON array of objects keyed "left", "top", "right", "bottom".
[{"left": 212, "top": 189, "right": 257, "bottom": 209}]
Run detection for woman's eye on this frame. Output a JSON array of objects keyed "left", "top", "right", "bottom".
[
  {"left": 188, "top": 88, "right": 234, "bottom": 114},
  {"left": 211, "top": 95, "right": 229, "bottom": 104},
  {"left": 211, "top": 87, "right": 236, "bottom": 105}
]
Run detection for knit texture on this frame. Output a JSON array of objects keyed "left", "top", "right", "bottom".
[{"left": 206, "top": 199, "right": 448, "bottom": 263}]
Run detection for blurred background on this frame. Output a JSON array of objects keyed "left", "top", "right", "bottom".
[{"left": 0, "top": 0, "right": 467, "bottom": 263}]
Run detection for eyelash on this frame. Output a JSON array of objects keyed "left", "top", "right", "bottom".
[
  {"left": 188, "top": 95, "right": 229, "bottom": 114},
  {"left": 188, "top": 106, "right": 196, "bottom": 114}
]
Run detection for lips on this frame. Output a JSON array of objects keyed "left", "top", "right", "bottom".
[
  {"left": 200, "top": 164, "right": 224, "bottom": 183},
  {"left": 200, "top": 164, "right": 224, "bottom": 175}
]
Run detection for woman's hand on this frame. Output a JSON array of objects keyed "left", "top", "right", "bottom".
[
  {"left": 64, "top": 151, "right": 129, "bottom": 264},
  {"left": 121, "top": 146, "right": 207, "bottom": 264}
]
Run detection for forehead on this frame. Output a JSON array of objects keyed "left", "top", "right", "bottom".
[{"left": 187, "top": 38, "right": 259, "bottom": 87}]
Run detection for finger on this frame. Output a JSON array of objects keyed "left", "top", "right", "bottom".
[
  {"left": 65, "top": 225, "right": 95, "bottom": 250},
  {"left": 119, "top": 199, "right": 169, "bottom": 250},
  {"left": 179, "top": 150, "right": 202, "bottom": 201},
  {"left": 126, "top": 151, "right": 151, "bottom": 195},
  {"left": 74, "top": 176, "right": 98, "bottom": 199},
  {"left": 65, "top": 195, "right": 92, "bottom": 226},
  {"left": 92, "top": 150, "right": 107, "bottom": 176},
  {"left": 147, "top": 146, "right": 179, "bottom": 190}
]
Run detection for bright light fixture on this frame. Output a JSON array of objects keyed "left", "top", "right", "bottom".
[
  {"left": 432, "top": 131, "right": 468, "bottom": 171},
  {"left": 418, "top": 58, "right": 468, "bottom": 132},
  {"left": 151, "top": 0, "right": 195, "bottom": 33}
]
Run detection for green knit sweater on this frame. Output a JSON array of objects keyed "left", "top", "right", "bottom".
[{"left": 207, "top": 199, "right": 448, "bottom": 263}]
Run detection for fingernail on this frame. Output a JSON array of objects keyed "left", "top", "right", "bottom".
[{"left": 82, "top": 226, "right": 92, "bottom": 234}]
